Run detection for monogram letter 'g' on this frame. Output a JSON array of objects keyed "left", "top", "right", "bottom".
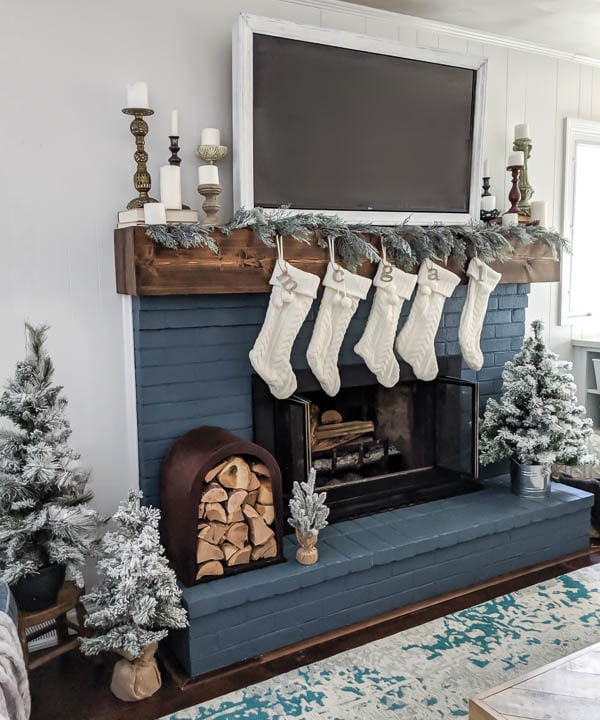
[
  {"left": 427, "top": 267, "right": 439, "bottom": 282},
  {"left": 380, "top": 264, "right": 394, "bottom": 282},
  {"left": 277, "top": 272, "right": 298, "bottom": 292}
]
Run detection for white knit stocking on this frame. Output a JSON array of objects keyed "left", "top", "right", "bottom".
[
  {"left": 354, "top": 262, "right": 417, "bottom": 387},
  {"left": 395, "top": 259, "right": 460, "bottom": 381},
  {"left": 307, "top": 263, "right": 372, "bottom": 396},
  {"left": 249, "top": 262, "right": 320, "bottom": 399},
  {"left": 459, "top": 258, "right": 502, "bottom": 371}
]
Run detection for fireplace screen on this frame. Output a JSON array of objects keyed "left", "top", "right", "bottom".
[{"left": 253, "top": 359, "right": 479, "bottom": 525}]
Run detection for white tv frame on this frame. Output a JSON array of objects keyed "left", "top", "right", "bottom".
[{"left": 233, "top": 13, "right": 487, "bottom": 226}]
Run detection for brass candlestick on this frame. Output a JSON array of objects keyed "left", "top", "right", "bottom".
[
  {"left": 513, "top": 136, "right": 533, "bottom": 214},
  {"left": 198, "top": 184, "right": 221, "bottom": 224},
  {"left": 195, "top": 144, "right": 228, "bottom": 164},
  {"left": 122, "top": 107, "right": 158, "bottom": 209},
  {"left": 506, "top": 164, "right": 523, "bottom": 214}
]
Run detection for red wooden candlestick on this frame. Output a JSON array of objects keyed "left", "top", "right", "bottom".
[{"left": 506, "top": 165, "right": 522, "bottom": 214}]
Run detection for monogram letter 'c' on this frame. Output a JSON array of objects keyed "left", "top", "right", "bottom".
[
  {"left": 427, "top": 267, "right": 439, "bottom": 282},
  {"left": 380, "top": 264, "right": 394, "bottom": 282},
  {"left": 277, "top": 272, "right": 298, "bottom": 293}
]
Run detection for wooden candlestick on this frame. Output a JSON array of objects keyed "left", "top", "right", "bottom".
[
  {"left": 198, "top": 184, "right": 221, "bottom": 224},
  {"left": 506, "top": 165, "right": 522, "bottom": 214}
]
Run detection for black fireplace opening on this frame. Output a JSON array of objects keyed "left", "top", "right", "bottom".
[{"left": 252, "top": 358, "right": 480, "bottom": 527}]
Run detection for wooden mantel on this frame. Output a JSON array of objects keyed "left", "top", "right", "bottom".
[{"left": 114, "top": 226, "right": 560, "bottom": 296}]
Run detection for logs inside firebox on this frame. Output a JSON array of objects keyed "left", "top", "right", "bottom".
[{"left": 196, "top": 456, "right": 277, "bottom": 580}]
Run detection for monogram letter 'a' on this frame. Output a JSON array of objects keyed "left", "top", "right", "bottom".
[
  {"left": 277, "top": 272, "right": 298, "bottom": 292},
  {"left": 380, "top": 264, "right": 394, "bottom": 282},
  {"left": 427, "top": 267, "right": 439, "bottom": 282}
]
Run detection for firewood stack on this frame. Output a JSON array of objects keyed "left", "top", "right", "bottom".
[{"left": 196, "top": 456, "right": 277, "bottom": 580}]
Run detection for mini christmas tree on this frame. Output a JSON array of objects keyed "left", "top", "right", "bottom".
[
  {"left": 0, "top": 324, "right": 98, "bottom": 586},
  {"left": 480, "top": 320, "right": 594, "bottom": 468},
  {"left": 81, "top": 491, "right": 188, "bottom": 659},
  {"left": 288, "top": 468, "right": 330, "bottom": 536}
]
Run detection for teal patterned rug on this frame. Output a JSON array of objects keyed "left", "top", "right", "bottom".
[{"left": 163, "top": 565, "right": 600, "bottom": 719}]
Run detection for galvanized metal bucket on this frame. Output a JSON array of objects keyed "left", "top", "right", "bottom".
[{"left": 510, "top": 459, "right": 551, "bottom": 499}]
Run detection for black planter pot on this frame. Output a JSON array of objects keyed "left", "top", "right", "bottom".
[{"left": 10, "top": 564, "right": 66, "bottom": 612}]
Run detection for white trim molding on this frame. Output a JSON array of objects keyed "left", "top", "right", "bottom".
[{"left": 232, "top": 12, "right": 487, "bottom": 226}]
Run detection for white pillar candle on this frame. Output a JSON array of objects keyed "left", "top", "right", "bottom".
[
  {"left": 514, "top": 123, "right": 530, "bottom": 140},
  {"left": 502, "top": 213, "right": 519, "bottom": 228},
  {"left": 480, "top": 195, "right": 496, "bottom": 212},
  {"left": 160, "top": 165, "right": 182, "bottom": 210},
  {"left": 483, "top": 158, "right": 489, "bottom": 177},
  {"left": 143, "top": 202, "right": 167, "bottom": 225},
  {"left": 507, "top": 151, "right": 524, "bottom": 166},
  {"left": 170, "top": 109, "right": 178, "bottom": 136},
  {"left": 126, "top": 81, "right": 149, "bottom": 109},
  {"left": 201, "top": 127, "right": 220, "bottom": 146},
  {"left": 198, "top": 164, "right": 219, "bottom": 185},
  {"left": 530, "top": 200, "right": 547, "bottom": 226}
]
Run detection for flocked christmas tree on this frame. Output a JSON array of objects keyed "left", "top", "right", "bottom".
[
  {"left": 288, "top": 468, "right": 330, "bottom": 535},
  {"left": 0, "top": 324, "right": 99, "bottom": 586},
  {"left": 80, "top": 491, "right": 188, "bottom": 659},
  {"left": 480, "top": 320, "right": 594, "bottom": 468}
]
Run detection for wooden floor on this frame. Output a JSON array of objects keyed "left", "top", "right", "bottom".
[
  {"left": 28, "top": 548, "right": 600, "bottom": 720},
  {"left": 470, "top": 641, "right": 600, "bottom": 719}
]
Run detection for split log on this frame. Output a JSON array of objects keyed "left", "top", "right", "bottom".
[
  {"left": 196, "top": 540, "right": 224, "bottom": 564},
  {"left": 249, "top": 462, "right": 271, "bottom": 480},
  {"left": 225, "top": 522, "right": 249, "bottom": 549},
  {"left": 257, "top": 481, "right": 273, "bottom": 505},
  {"left": 221, "top": 542, "right": 238, "bottom": 561},
  {"left": 247, "top": 515, "right": 275, "bottom": 546},
  {"left": 247, "top": 472, "right": 261, "bottom": 491},
  {"left": 205, "top": 461, "right": 227, "bottom": 484},
  {"left": 197, "top": 523, "right": 227, "bottom": 545},
  {"left": 218, "top": 456, "right": 252, "bottom": 489},
  {"left": 245, "top": 490, "right": 258, "bottom": 506},
  {"left": 197, "top": 522, "right": 208, "bottom": 533},
  {"left": 226, "top": 489, "right": 248, "bottom": 523},
  {"left": 205, "top": 502, "right": 227, "bottom": 523},
  {"left": 256, "top": 503, "right": 275, "bottom": 525},
  {"left": 196, "top": 560, "right": 224, "bottom": 580},
  {"left": 197, "top": 503, "right": 205, "bottom": 519},
  {"left": 321, "top": 409, "right": 343, "bottom": 425},
  {"left": 314, "top": 420, "right": 375, "bottom": 442},
  {"left": 227, "top": 546, "right": 252, "bottom": 566},
  {"left": 201, "top": 483, "right": 228, "bottom": 503},
  {"left": 251, "top": 536, "right": 278, "bottom": 561},
  {"left": 242, "top": 504, "right": 259, "bottom": 519}
]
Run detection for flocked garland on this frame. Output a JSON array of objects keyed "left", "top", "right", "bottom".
[{"left": 144, "top": 207, "right": 568, "bottom": 272}]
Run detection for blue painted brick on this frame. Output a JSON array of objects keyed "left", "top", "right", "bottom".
[
  {"left": 485, "top": 309, "right": 512, "bottom": 324},
  {"left": 481, "top": 338, "right": 512, "bottom": 352},
  {"left": 496, "top": 322, "right": 525, "bottom": 338},
  {"left": 498, "top": 294, "right": 528, "bottom": 309},
  {"left": 518, "top": 283, "right": 531, "bottom": 294},
  {"left": 494, "top": 351, "right": 514, "bottom": 367},
  {"left": 511, "top": 336, "right": 525, "bottom": 350},
  {"left": 512, "top": 308, "right": 526, "bottom": 322},
  {"left": 486, "top": 296, "right": 498, "bottom": 310}
]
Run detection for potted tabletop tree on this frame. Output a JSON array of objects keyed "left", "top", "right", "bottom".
[
  {"left": 480, "top": 320, "right": 594, "bottom": 498},
  {"left": 288, "top": 468, "right": 330, "bottom": 564},
  {"left": 0, "top": 324, "right": 99, "bottom": 611},
  {"left": 80, "top": 491, "right": 188, "bottom": 702}
]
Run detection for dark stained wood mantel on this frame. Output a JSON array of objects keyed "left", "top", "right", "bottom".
[{"left": 114, "top": 226, "right": 560, "bottom": 296}]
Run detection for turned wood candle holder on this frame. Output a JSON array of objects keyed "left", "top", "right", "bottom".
[
  {"left": 506, "top": 164, "right": 523, "bottom": 214},
  {"left": 198, "top": 183, "right": 222, "bottom": 224}
]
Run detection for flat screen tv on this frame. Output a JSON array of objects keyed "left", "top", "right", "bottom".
[{"left": 233, "top": 14, "right": 487, "bottom": 225}]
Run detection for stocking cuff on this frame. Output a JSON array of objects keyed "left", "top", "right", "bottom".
[
  {"left": 373, "top": 263, "right": 418, "bottom": 300},
  {"left": 417, "top": 259, "right": 460, "bottom": 298},
  {"left": 323, "top": 262, "right": 372, "bottom": 299},
  {"left": 270, "top": 262, "right": 321, "bottom": 298},
  {"left": 466, "top": 257, "right": 502, "bottom": 293}
]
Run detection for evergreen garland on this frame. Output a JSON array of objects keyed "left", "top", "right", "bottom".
[
  {"left": 480, "top": 320, "right": 595, "bottom": 467},
  {"left": 0, "top": 324, "right": 99, "bottom": 586},
  {"left": 144, "top": 207, "right": 568, "bottom": 273}
]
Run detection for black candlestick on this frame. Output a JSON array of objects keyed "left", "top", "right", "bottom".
[
  {"left": 168, "top": 136, "right": 181, "bottom": 166},
  {"left": 482, "top": 176, "right": 491, "bottom": 197}
]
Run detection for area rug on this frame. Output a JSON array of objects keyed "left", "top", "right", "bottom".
[{"left": 163, "top": 564, "right": 600, "bottom": 719}]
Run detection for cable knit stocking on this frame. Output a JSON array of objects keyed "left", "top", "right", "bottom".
[
  {"left": 307, "top": 263, "right": 372, "bottom": 396},
  {"left": 395, "top": 259, "right": 460, "bottom": 381},
  {"left": 354, "top": 262, "right": 417, "bottom": 387},
  {"left": 459, "top": 257, "right": 502, "bottom": 371},
  {"left": 249, "top": 263, "right": 320, "bottom": 399}
]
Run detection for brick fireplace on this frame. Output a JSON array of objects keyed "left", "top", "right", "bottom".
[{"left": 131, "top": 281, "right": 593, "bottom": 676}]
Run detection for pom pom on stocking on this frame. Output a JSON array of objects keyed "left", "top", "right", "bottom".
[
  {"left": 395, "top": 259, "right": 460, "bottom": 381},
  {"left": 459, "top": 258, "right": 501, "bottom": 371},
  {"left": 354, "top": 262, "right": 417, "bottom": 387}
]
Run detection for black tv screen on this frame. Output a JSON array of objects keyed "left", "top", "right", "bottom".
[{"left": 252, "top": 33, "right": 477, "bottom": 214}]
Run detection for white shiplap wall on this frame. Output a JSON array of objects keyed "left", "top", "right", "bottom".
[{"left": 1, "top": 0, "right": 598, "bottom": 524}]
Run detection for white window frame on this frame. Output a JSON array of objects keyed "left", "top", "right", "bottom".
[
  {"left": 561, "top": 118, "right": 600, "bottom": 325},
  {"left": 232, "top": 13, "right": 487, "bottom": 226}
]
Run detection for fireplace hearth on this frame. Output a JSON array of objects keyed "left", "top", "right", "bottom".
[{"left": 253, "top": 357, "right": 480, "bottom": 525}]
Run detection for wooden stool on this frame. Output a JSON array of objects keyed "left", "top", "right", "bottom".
[{"left": 17, "top": 581, "right": 86, "bottom": 671}]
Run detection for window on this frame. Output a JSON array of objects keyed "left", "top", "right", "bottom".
[{"left": 562, "top": 119, "right": 600, "bottom": 324}]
